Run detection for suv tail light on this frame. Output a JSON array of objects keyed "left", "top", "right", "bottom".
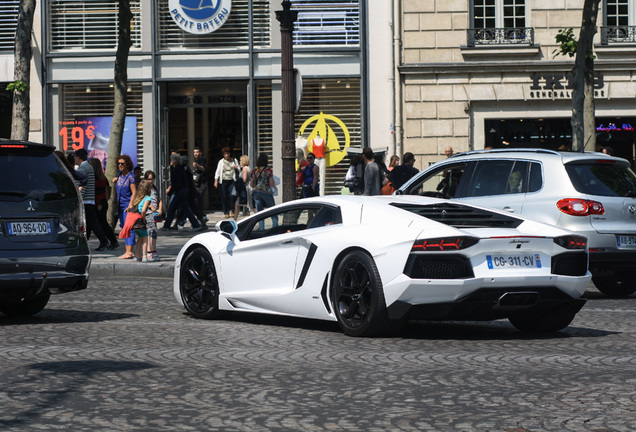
[
  {"left": 553, "top": 235, "right": 587, "bottom": 249},
  {"left": 412, "top": 237, "right": 479, "bottom": 251},
  {"left": 557, "top": 198, "right": 604, "bottom": 216}
]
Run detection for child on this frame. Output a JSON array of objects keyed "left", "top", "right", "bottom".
[
  {"left": 144, "top": 170, "right": 163, "bottom": 261},
  {"left": 129, "top": 179, "right": 155, "bottom": 262}
]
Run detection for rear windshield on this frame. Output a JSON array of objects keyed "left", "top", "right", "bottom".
[
  {"left": 565, "top": 162, "right": 636, "bottom": 197},
  {"left": 0, "top": 147, "right": 78, "bottom": 201}
]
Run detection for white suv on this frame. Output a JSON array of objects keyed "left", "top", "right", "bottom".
[{"left": 396, "top": 149, "right": 636, "bottom": 297}]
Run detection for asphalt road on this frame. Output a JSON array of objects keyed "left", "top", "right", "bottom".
[{"left": 1, "top": 277, "right": 635, "bottom": 432}]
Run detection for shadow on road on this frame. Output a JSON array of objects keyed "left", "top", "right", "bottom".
[{"left": 0, "top": 309, "right": 138, "bottom": 326}]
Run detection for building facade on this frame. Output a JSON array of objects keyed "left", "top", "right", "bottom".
[
  {"left": 400, "top": 0, "right": 636, "bottom": 169},
  {"left": 32, "top": 0, "right": 397, "bottom": 208}
]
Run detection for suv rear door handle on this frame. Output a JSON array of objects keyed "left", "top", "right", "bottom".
[{"left": 502, "top": 206, "right": 515, "bottom": 213}]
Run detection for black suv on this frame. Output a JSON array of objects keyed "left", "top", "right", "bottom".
[{"left": 0, "top": 139, "right": 90, "bottom": 317}]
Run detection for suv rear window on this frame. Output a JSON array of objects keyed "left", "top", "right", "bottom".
[
  {"left": 0, "top": 147, "right": 78, "bottom": 201},
  {"left": 565, "top": 162, "right": 636, "bottom": 197}
]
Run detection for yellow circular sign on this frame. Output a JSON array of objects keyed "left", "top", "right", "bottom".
[{"left": 299, "top": 112, "right": 350, "bottom": 167}]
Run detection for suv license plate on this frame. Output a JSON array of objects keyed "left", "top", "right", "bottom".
[
  {"left": 8, "top": 221, "right": 52, "bottom": 236},
  {"left": 617, "top": 235, "right": 636, "bottom": 248},
  {"left": 487, "top": 254, "right": 542, "bottom": 269}
]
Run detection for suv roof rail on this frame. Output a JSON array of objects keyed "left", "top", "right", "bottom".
[{"left": 451, "top": 148, "right": 562, "bottom": 158}]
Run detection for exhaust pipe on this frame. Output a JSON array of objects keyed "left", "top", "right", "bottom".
[{"left": 495, "top": 291, "right": 540, "bottom": 310}]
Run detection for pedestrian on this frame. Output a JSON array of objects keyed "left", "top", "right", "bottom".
[
  {"left": 134, "top": 165, "right": 143, "bottom": 184},
  {"left": 300, "top": 152, "right": 319, "bottom": 198},
  {"left": 74, "top": 149, "right": 111, "bottom": 251},
  {"left": 250, "top": 153, "right": 277, "bottom": 229},
  {"left": 129, "top": 179, "right": 155, "bottom": 262},
  {"left": 234, "top": 155, "right": 251, "bottom": 220},
  {"left": 214, "top": 146, "right": 239, "bottom": 218},
  {"left": 388, "top": 155, "right": 400, "bottom": 171},
  {"left": 161, "top": 153, "right": 203, "bottom": 231},
  {"left": 343, "top": 154, "right": 364, "bottom": 195},
  {"left": 89, "top": 157, "right": 119, "bottom": 250},
  {"left": 389, "top": 152, "right": 419, "bottom": 190},
  {"left": 55, "top": 150, "right": 88, "bottom": 187},
  {"left": 192, "top": 146, "right": 208, "bottom": 221},
  {"left": 362, "top": 147, "right": 381, "bottom": 196},
  {"left": 445, "top": 146, "right": 454, "bottom": 158},
  {"left": 143, "top": 170, "right": 163, "bottom": 261},
  {"left": 113, "top": 154, "right": 137, "bottom": 259}
]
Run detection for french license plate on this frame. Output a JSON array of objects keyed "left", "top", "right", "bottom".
[
  {"left": 8, "top": 221, "right": 52, "bottom": 236},
  {"left": 617, "top": 235, "right": 636, "bottom": 248},
  {"left": 487, "top": 254, "right": 542, "bottom": 269}
]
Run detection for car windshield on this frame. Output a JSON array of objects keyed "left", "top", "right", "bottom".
[
  {"left": 0, "top": 147, "right": 77, "bottom": 201},
  {"left": 565, "top": 162, "right": 636, "bottom": 197}
]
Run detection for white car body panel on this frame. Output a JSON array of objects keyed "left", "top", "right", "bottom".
[{"left": 173, "top": 195, "right": 591, "bottom": 328}]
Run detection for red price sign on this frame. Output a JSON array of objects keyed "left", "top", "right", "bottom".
[{"left": 58, "top": 120, "right": 95, "bottom": 151}]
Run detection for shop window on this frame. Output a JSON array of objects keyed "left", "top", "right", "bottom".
[
  {"left": 601, "top": 0, "right": 636, "bottom": 44},
  {"left": 468, "top": 0, "right": 532, "bottom": 46},
  {"left": 0, "top": 1, "right": 19, "bottom": 52},
  {"left": 57, "top": 83, "right": 145, "bottom": 168},
  {"left": 157, "top": 0, "right": 270, "bottom": 49},
  {"left": 292, "top": 1, "right": 360, "bottom": 46},
  {"left": 49, "top": 0, "right": 142, "bottom": 51}
]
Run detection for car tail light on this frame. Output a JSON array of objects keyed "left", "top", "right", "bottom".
[
  {"left": 557, "top": 198, "right": 604, "bottom": 216},
  {"left": 553, "top": 235, "right": 587, "bottom": 250},
  {"left": 412, "top": 237, "right": 479, "bottom": 251},
  {"left": 0, "top": 144, "right": 26, "bottom": 149}
]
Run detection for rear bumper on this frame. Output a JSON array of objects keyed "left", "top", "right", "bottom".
[
  {"left": 387, "top": 286, "right": 586, "bottom": 321},
  {"left": 589, "top": 250, "right": 636, "bottom": 273},
  {"left": 0, "top": 254, "right": 90, "bottom": 296}
]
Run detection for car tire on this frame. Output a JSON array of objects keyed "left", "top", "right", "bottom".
[
  {"left": 179, "top": 247, "right": 222, "bottom": 319},
  {"left": 331, "top": 250, "right": 390, "bottom": 337},
  {"left": 592, "top": 272, "right": 636, "bottom": 297},
  {"left": 0, "top": 291, "right": 50, "bottom": 317},
  {"left": 508, "top": 309, "right": 576, "bottom": 333}
]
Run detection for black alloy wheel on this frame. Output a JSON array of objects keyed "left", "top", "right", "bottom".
[
  {"left": 0, "top": 291, "right": 50, "bottom": 318},
  {"left": 331, "top": 250, "right": 390, "bottom": 337},
  {"left": 508, "top": 308, "right": 576, "bottom": 332},
  {"left": 592, "top": 272, "right": 636, "bottom": 297},
  {"left": 179, "top": 247, "right": 222, "bottom": 319}
]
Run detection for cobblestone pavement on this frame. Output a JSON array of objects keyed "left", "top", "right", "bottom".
[{"left": 1, "top": 278, "right": 635, "bottom": 432}]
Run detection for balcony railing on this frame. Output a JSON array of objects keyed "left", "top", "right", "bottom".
[
  {"left": 467, "top": 27, "right": 534, "bottom": 47},
  {"left": 601, "top": 26, "right": 636, "bottom": 44}
]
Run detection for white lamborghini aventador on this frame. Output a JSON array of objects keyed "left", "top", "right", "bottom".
[{"left": 173, "top": 195, "right": 591, "bottom": 336}]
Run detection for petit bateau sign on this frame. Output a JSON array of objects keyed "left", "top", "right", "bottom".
[{"left": 169, "top": 0, "right": 232, "bottom": 35}]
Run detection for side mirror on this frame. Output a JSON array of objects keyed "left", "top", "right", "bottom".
[{"left": 216, "top": 220, "right": 238, "bottom": 236}]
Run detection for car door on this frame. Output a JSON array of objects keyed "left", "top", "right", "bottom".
[
  {"left": 218, "top": 207, "right": 309, "bottom": 300},
  {"left": 457, "top": 159, "right": 529, "bottom": 215}
]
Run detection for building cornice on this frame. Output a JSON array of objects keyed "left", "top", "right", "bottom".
[{"left": 399, "top": 59, "right": 636, "bottom": 75}]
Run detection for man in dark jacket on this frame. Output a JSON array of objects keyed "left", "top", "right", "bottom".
[{"left": 389, "top": 152, "right": 419, "bottom": 189}]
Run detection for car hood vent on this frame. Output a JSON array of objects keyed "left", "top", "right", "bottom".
[{"left": 391, "top": 202, "right": 523, "bottom": 229}]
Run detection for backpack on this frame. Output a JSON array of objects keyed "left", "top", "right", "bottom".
[{"left": 344, "top": 162, "right": 365, "bottom": 194}]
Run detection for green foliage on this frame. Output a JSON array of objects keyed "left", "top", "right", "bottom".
[
  {"left": 553, "top": 28, "right": 577, "bottom": 58},
  {"left": 552, "top": 28, "right": 596, "bottom": 60},
  {"left": 6, "top": 80, "right": 28, "bottom": 93}
]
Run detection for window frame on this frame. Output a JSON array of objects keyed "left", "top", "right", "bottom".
[
  {"left": 472, "top": 0, "right": 528, "bottom": 29},
  {"left": 237, "top": 203, "right": 342, "bottom": 242}
]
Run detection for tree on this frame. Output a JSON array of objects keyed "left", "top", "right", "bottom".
[
  {"left": 553, "top": 0, "right": 602, "bottom": 151},
  {"left": 106, "top": 0, "right": 133, "bottom": 224},
  {"left": 9, "top": 0, "right": 36, "bottom": 141}
]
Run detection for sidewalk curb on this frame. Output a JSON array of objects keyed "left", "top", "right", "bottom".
[{"left": 90, "top": 261, "right": 175, "bottom": 278}]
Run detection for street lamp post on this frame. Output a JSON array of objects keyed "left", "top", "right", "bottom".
[{"left": 276, "top": 0, "right": 298, "bottom": 203}]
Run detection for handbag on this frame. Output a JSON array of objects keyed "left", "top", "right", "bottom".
[
  {"left": 132, "top": 216, "right": 146, "bottom": 230},
  {"left": 381, "top": 181, "right": 396, "bottom": 195}
]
